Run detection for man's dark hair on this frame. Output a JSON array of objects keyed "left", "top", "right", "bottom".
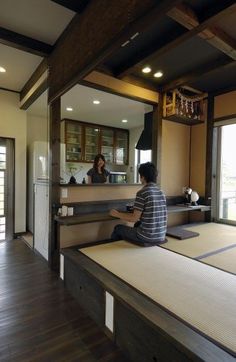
[{"left": 138, "top": 162, "right": 158, "bottom": 183}]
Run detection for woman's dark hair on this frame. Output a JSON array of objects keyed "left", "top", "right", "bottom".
[
  {"left": 138, "top": 162, "right": 158, "bottom": 183},
  {"left": 93, "top": 154, "right": 106, "bottom": 182}
]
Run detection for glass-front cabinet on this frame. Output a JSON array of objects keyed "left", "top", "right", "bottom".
[
  {"left": 84, "top": 126, "right": 99, "bottom": 162},
  {"left": 65, "top": 122, "right": 82, "bottom": 162},
  {"left": 115, "top": 130, "right": 128, "bottom": 165},
  {"left": 63, "top": 119, "right": 129, "bottom": 165},
  {"left": 101, "top": 128, "right": 114, "bottom": 163}
]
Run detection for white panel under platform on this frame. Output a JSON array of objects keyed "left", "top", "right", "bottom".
[
  {"left": 60, "top": 254, "right": 64, "bottom": 280},
  {"left": 34, "top": 180, "right": 49, "bottom": 260},
  {"left": 105, "top": 291, "right": 114, "bottom": 332}
]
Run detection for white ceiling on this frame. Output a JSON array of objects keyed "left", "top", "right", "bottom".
[
  {"left": 1, "top": 0, "right": 152, "bottom": 128},
  {"left": 0, "top": 0, "right": 74, "bottom": 44},
  {"left": 28, "top": 84, "right": 153, "bottom": 129},
  {"left": 0, "top": 44, "right": 42, "bottom": 91},
  {"left": 0, "top": 0, "right": 75, "bottom": 91}
]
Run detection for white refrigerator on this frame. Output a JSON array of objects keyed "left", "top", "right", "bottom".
[{"left": 28, "top": 141, "right": 49, "bottom": 260}]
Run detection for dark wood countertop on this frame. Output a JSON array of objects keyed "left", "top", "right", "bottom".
[{"left": 55, "top": 205, "right": 210, "bottom": 226}]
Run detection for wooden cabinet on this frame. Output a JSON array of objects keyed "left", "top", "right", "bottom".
[{"left": 63, "top": 119, "right": 129, "bottom": 165}]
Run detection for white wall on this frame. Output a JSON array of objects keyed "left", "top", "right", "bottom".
[{"left": 0, "top": 90, "right": 27, "bottom": 233}]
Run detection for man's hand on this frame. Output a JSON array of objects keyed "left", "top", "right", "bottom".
[{"left": 109, "top": 209, "right": 120, "bottom": 218}]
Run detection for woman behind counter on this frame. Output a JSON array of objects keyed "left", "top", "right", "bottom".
[{"left": 87, "top": 154, "right": 110, "bottom": 183}]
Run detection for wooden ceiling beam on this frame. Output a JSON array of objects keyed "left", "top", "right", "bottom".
[
  {"left": 20, "top": 59, "right": 48, "bottom": 109},
  {"left": 48, "top": 0, "right": 183, "bottom": 103},
  {"left": 116, "top": 1, "right": 236, "bottom": 78},
  {"left": 161, "top": 58, "right": 235, "bottom": 92},
  {"left": 0, "top": 27, "right": 53, "bottom": 57},
  {"left": 167, "top": 3, "right": 236, "bottom": 60},
  {"left": 50, "top": 0, "right": 90, "bottom": 13}
]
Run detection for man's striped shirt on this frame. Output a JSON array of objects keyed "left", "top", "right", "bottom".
[{"left": 134, "top": 183, "right": 167, "bottom": 243}]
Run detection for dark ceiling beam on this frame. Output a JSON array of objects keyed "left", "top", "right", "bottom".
[
  {"left": 161, "top": 58, "right": 235, "bottom": 92},
  {"left": 0, "top": 27, "right": 53, "bottom": 57},
  {"left": 115, "top": 1, "right": 236, "bottom": 78},
  {"left": 167, "top": 3, "right": 236, "bottom": 60},
  {"left": 48, "top": 0, "right": 183, "bottom": 103},
  {"left": 20, "top": 59, "right": 48, "bottom": 109},
  {"left": 50, "top": 0, "right": 90, "bottom": 13}
]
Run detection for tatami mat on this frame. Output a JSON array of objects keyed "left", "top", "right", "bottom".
[
  {"left": 80, "top": 241, "right": 236, "bottom": 355},
  {"left": 163, "top": 223, "right": 236, "bottom": 258},
  {"left": 201, "top": 246, "right": 236, "bottom": 274}
]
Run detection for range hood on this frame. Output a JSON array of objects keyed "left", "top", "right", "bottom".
[{"left": 136, "top": 111, "right": 153, "bottom": 150}]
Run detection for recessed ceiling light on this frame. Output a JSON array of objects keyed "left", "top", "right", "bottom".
[
  {"left": 0, "top": 66, "right": 6, "bottom": 73},
  {"left": 122, "top": 119, "right": 128, "bottom": 123},
  {"left": 93, "top": 100, "right": 100, "bottom": 105},
  {"left": 66, "top": 107, "right": 73, "bottom": 111},
  {"left": 142, "top": 66, "right": 151, "bottom": 74},
  {"left": 154, "top": 71, "right": 163, "bottom": 78}
]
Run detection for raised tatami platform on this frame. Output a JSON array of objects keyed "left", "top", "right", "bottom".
[
  {"left": 80, "top": 240, "right": 236, "bottom": 356},
  {"left": 163, "top": 223, "right": 236, "bottom": 273}
]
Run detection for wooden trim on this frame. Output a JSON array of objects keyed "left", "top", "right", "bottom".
[
  {"left": 0, "top": 87, "right": 19, "bottom": 94},
  {"left": 0, "top": 26, "right": 53, "bottom": 57},
  {"left": 20, "top": 59, "right": 48, "bottom": 110},
  {"left": 49, "top": 98, "right": 61, "bottom": 270},
  {"left": 205, "top": 94, "right": 214, "bottom": 222},
  {"left": 82, "top": 71, "right": 159, "bottom": 105},
  {"left": 214, "top": 113, "right": 236, "bottom": 125}
]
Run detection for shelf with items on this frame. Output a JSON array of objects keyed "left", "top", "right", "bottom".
[
  {"left": 163, "top": 88, "right": 207, "bottom": 126},
  {"left": 62, "top": 119, "right": 129, "bottom": 164}
]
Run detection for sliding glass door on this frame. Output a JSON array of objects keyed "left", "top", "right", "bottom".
[
  {"left": 217, "top": 123, "right": 236, "bottom": 224},
  {"left": 0, "top": 138, "right": 14, "bottom": 241}
]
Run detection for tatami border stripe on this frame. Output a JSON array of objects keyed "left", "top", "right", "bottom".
[{"left": 196, "top": 243, "right": 236, "bottom": 260}]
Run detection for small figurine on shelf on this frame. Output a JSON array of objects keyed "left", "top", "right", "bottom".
[
  {"left": 82, "top": 177, "right": 86, "bottom": 184},
  {"left": 183, "top": 187, "right": 192, "bottom": 204},
  {"left": 190, "top": 191, "right": 199, "bottom": 206}
]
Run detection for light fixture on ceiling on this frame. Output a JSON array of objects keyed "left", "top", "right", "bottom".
[
  {"left": 93, "top": 100, "right": 100, "bottom": 104},
  {"left": 66, "top": 107, "right": 73, "bottom": 111},
  {"left": 122, "top": 119, "right": 128, "bottom": 123},
  {"left": 0, "top": 66, "right": 6, "bottom": 73},
  {"left": 154, "top": 71, "right": 163, "bottom": 78},
  {"left": 142, "top": 66, "right": 152, "bottom": 74}
]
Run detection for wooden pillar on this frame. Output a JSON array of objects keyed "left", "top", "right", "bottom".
[
  {"left": 49, "top": 98, "right": 61, "bottom": 270},
  {"left": 205, "top": 93, "right": 215, "bottom": 221},
  {"left": 152, "top": 93, "right": 163, "bottom": 187}
]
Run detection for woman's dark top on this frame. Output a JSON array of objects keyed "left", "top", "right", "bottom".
[{"left": 87, "top": 168, "right": 110, "bottom": 183}]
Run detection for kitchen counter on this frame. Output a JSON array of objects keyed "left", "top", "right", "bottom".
[{"left": 55, "top": 204, "right": 210, "bottom": 226}]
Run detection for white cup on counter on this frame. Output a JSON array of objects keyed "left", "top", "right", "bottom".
[
  {"left": 67, "top": 207, "right": 74, "bottom": 216},
  {"left": 61, "top": 205, "right": 68, "bottom": 217}
]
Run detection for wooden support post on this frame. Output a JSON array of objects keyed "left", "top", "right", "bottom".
[
  {"left": 205, "top": 94, "right": 214, "bottom": 222},
  {"left": 152, "top": 94, "right": 163, "bottom": 187},
  {"left": 49, "top": 98, "right": 61, "bottom": 270}
]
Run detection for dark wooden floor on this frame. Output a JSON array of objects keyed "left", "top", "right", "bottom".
[{"left": 0, "top": 239, "right": 129, "bottom": 362}]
